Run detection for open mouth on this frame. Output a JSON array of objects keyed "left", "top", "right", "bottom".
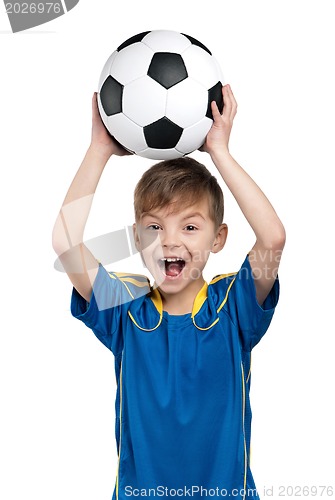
[{"left": 158, "top": 257, "right": 186, "bottom": 278}]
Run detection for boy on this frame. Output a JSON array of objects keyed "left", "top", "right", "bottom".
[{"left": 52, "top": 85, "right": 285, "bottom": 500}]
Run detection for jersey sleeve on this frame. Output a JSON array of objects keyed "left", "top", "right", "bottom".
[
  {"left": 226, "top": 254, "right": 280, "bottom": 351},
  {"left": 70, "top": 264, "right": 147, "bottom": 355}
]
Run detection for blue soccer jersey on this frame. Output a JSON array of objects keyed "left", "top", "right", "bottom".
[{"left": 71, "top": 255, "right": 279, "bottom": 500}]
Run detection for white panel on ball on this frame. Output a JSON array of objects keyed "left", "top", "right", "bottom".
[
  {"left": 111, "top": 43, "right": 154, "bottom": 85},
  {"left": 182, "top": 45, "right": 222, "bottom": 89},
  {"left": 137, "top": 148, "right": 185, "bottom": 160},
  {"left": 166, "top": 79, "right": 208, "bottom": 128},
  {"left": 176, "top": 117, "right": 213, "bottom": 153},
  {"left": 98, "top": 51, "right": 118, "bottom": 91},
  {"left": 142, "top": 30, "right": 191, "bottom": 54},
  {"left": 214, "top": 58, "right": 225, "bottom": 84},
  {"left": 107, "top": 114, "right": 147, "bottom": 152},
  {"left": 123, "top": 76, "right": 167, "bottom": 127}
]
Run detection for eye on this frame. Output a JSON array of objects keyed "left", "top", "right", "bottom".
[
  {"left": 146, "top": 224, "right": 161, "bottom": 231},
  {"left": 185, "top": 225, "right": 198, "bottom": 231}
]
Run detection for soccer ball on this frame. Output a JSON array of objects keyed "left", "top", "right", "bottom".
[{"left": 97, "top": 30, "right": 224, "bottom": 160}]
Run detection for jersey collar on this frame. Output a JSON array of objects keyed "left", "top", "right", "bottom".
[{"left": 150, "top": 281, "right": 209, "bottom": 319}]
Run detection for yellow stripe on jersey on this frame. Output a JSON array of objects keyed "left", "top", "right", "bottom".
[
  {"left": 128, "top": 287, "right": 163, "bottom": 331},
  {"left": 128, "top": 310, "right": 163, "bottom": 331},
  {"left": 192, "top": 316, "right": 220, "bottom": 331},
  {"left": 217, "top": 277, "right": 236, "bottom": 313},
  {"left": 115, "top": 359, "right": 123, "bottom": 500},
  {"left": 120, "top": 277, "right": 149, "bottom": 288},
  {"left": 191, "top": 282, "right": 208, "bottom": 318},
  {"left": 112, "top": 271, "right": 148, "bottom": 279},
  {"left": 150, "top": 288, "right": 163, "bottom": 315},
  {"left": 112, "top": 272, "right": 150, "bottom": 288},
  {"left": 106, "top": 271, "right": 150, "bottom": 301},
  {"left": 241, "top": 363, "right": 247, "bottom": 500},
  {"left": 246, "top": 354, "right": 252, "bottom": 384},
  {"left": 192, "top": 274, "right": 237, "bottom": 331},
  {"left": 210, "top": 272, "right": 237, "bottom": 285},
  {"left": 120, "top": 280, "right": 135, "bottom": 299}
]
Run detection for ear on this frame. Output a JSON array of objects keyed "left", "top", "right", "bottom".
[
  {"left": 212, "top": 223, "right": 228, "bottom": 254},
  {"left": 132, "top": 223, "right": 141, "bottom": 252}
]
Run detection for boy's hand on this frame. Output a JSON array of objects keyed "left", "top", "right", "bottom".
[
  {"left": 90, "top": 92, "right": 131, "bottom": 158},
  {"left": 201, "top": 84, "right": 237, "bottom": 156}
]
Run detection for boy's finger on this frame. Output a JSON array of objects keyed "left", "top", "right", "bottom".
[
  {"left": 211, "top": 100, "right": 221, "bottom": 122},
  {"left": 226, "top": 85, "right": 238, "bottom": 117},
  {"left": 222, "top": 85, "right": 232, "bottom": 118},
  {"left": 92, "top": 92, "right": 99, "bottom": 118}
]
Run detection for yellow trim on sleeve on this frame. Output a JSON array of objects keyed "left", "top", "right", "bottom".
[
  {"left": 107, "top": 272, "right": 150, "bottom": 300},
  {"left": 209, "top": 272, "right": 237, "bottom": 285},
  {"left": 217, "top": 277, "right": 236, "bottom": 313},
  {"left": 113, "top": 271, "right": 148, "bottom": 279},
  {"left": 117, "top": 276, "right": 150, "bottom": 288},
  {"left": 120, "top": 280, "right": 134, "bottom": 300}
]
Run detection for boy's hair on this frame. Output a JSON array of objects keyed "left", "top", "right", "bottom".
[{"left": 134, "top": 157, "right": 224, "bottom": 228}]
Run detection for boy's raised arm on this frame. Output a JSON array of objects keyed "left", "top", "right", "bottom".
[
  {"left": 52, "top": 93, "right": 130, "bottom": 302},
  {"left": 203, "top": 85, "right": 286, "bottom": 306}
]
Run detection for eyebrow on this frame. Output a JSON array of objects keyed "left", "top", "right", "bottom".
[
  {"left": 182, "top": 212, "right": 206, "bottom": 221},
  {"left": 141, "top": 212, "right": 160, "bottom": 220},
  {"left": 141, "top": 211, "right": 206, "bottom": 221}
]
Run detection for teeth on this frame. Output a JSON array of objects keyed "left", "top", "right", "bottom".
[{"left": 160, "top": 257, "right": 184, "bottom": 262}]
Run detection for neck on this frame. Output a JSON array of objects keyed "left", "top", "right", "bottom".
[{"left": 158, "top": 276, "right": 206, "bottom": 315}]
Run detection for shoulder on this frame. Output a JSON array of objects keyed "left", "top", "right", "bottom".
[
  {"left": 207, "top": 255, "right": 270, "bottom": 313},
  {"left": 207, "top": 256, "right": 280, "bottom": 350},
  {"left": 84, "top": 266, "right": 151, "bottom": 311},
  {"left": 104, "top": 270, "right": 151, "bottom": 300},
  {"left": 209, "top": 271, "right": 238, "bottom": 287},
  {"left": 207, "top": 271, "right": 238, "bottom": 311},
  {"left": 108, "top": 271, "right": 150, "bottom": 289}
]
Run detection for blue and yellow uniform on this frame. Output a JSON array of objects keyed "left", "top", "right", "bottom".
[{"left": 71, "top": 255, "right": 279, "bottom": 500}]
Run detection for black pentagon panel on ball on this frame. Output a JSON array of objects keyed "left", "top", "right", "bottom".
[
  {"left": 148, "top": 53, "right": 188, "bottom": 89},
  {"left": 144, "top": 117, "right": 183, "bottom": 149},
  {"left": 182, "top": 33, "right": 212, "bottom": 55},
  {"left": 100, "top": 76, "right": 124, "bottom": 116},
  {"left": 117, "top": 31, "right": 151, "bottom": 51},
  {"left": 206, "top": 82, "right": 224, "bottom": 119}
]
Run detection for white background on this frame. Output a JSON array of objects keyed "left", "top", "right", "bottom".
[{"left": 1, "top": 1, "right": 334, "bottom": 499}]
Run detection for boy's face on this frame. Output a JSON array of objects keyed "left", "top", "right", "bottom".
[{"left": 133, "top": 197, "right": 227, "bottom": 295}]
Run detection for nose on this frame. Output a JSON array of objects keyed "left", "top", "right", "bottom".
[{"left": 160, "top": 228, "right": 181, "bottom": 249}]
